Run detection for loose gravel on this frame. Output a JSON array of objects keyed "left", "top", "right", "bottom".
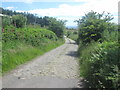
[
  {"left": 13, "top": 38, "right": 79, "bottom": 79},
  {"left": 2, "top": 38, "right": 82, "bottom": 88}
]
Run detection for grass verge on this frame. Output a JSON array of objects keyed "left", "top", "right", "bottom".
[{"left": 2, "top": 39, "right": 64, "bottom": 74}]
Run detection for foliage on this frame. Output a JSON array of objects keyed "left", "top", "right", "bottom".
[
  {"left": 2, "top": 8, "right": 66, "bottom": 75},
  {"left": 77, "top": 11, "right": 119, "bottom": 88},
  {"left": 2, "top": 8, "right": 66, "bottom": 74},
  {"left": 12, "top": 14, "right": 27, "bottom": 28},
  {"left": 2, "top": 8, "right": 66, "bottom": 38},
  {"left": 65, "top": 30, "right": 78, "bottom": 41},
  {"left": 2, "top": 25, "right": 58, "bottom": 46},
  {"left": 79, "top": 41, "right": 119, "bottom": 88},
  {"left": 2, "top": 8, "right": 66, "bottom": 28},
  {"left": 2, "top": 15, "right": 12, "bottom": 28},
  {"left": 76, "top": 11, "right": 114, "bottom": 44},
  {"left": 2, "top": 39, "right": 64, "bottom": 73},
  {"left": 101, "top": 23, "right": 118, "bottom": 42},
  {"left": 2, "top": 25, "right": 64, "bottom": 73},
  {"left": 48, "top": 18, "right": 66, "bottom": 38}
]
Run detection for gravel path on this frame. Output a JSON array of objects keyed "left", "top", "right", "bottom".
[{"left": 2, "top": 38, "right": 84, "bottom": 88}]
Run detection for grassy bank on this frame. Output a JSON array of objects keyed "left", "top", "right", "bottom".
[{"left": 2, "top": 26, "right": 64, "bottom": 74}]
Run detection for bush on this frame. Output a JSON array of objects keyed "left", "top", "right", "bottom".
[
  {"left": 2, "top": 16, "right": 12, "bottom": 28},
  {"left": 79, "top": 41, "right": 119, "bottom": 88},
  {"left": 67, "top": 31, "right": 78, "bottom": 41},
  {"left": 77, "top": 11, "right": 119, "bottom": 88},
  {"left": 12, "top": 14, "right": 27, "bottom": 28},
  {"left": 2, "top": 25, "right": 64, "bottom": 73},
  {"left": 2, "top": 25, "right": 58, "bottom": 46},
  {"left": 48, "top": 18, "right": 65, "bottom": 38},
  {"left": 76, "top": 11, "right": 114, "bottom": 44}
]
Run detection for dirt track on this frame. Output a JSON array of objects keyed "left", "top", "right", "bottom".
[{"left": 2, "top": 38, "right": 84, "bottom": 88}]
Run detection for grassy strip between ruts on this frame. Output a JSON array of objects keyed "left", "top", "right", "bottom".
[{"left": 2, "top": 39, "right": 64, "bottom": 75}]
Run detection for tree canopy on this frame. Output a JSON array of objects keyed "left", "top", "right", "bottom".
[
  {"left": 2, "top": 8, "right": 66, "bottom": 38},
  {"left": 76, "top": 11, "right": 114, "bottom": 44},
  {"left": 12, "top": 14, "right": 27, "bottom": 28}
]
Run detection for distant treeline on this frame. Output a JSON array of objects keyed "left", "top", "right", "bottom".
[
  {"left": 1, "top": 8, "right": 66, "bottom": 38},
  {"left": 2, "top": 8, "right": 59, "bottom": 26}
]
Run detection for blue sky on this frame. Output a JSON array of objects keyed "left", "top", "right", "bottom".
[
  {"left": 2, "top": 2, "right": 61, "bottom": 10},
  {"left": 2, "top": 2, "right": 85, "bottom": 10},
  {"left": 2, "top": 0, "right": 118, "bottom": 26}
]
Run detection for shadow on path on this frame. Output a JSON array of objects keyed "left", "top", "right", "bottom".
[
  {"left": 69, "top": 42, "right": 77, "bottom": 45},
  {"left": 66, "top": 51, "right": 78, "bottom": 58}
]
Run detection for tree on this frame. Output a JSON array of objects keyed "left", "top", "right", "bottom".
[
  {"left": 12, "top": 14, "right": 27, "bottom": 28},
  {"left": 48, "top": 18, "right": 66, "bottom": 38},
  {"left": 76, "top": 11, "right": 114, "bottom": 44},
  {"left": 2, "top": 16, "right": 12, "bottom": 28},
  {"left": 42, "top": 16, "right": 50, "bottom": 26}
]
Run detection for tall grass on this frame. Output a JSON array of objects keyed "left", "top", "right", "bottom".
[
  {"left": 78, "top": 41, "right": 119, "bottom": 88},
  {"left": 78, "top": 27, "right": 119, "bottom": 88},
  {"left": 2, "top": 25, "right": 64, "bottom": 74}
]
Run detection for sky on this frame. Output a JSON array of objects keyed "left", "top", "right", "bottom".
[{"left": 1, "top": 0, "right": 119, "bottom": 27}]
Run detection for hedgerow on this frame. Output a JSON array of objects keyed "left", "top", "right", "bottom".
[
  {"left": 77, "top": 11, "right": 119, "bottom": 88},
  {"left": 2, "top": 25, "right": 64, "bottom": 73}
]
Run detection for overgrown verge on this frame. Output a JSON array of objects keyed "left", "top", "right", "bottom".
[
  {"left": 2, "top": 26, "right": 64, "bottom": 74},
  {"left": 78, "top": 41, "right": 119, "bottom": 88},
  {"left": 76, "top": 11, "right": 119, "bottom": 88}
]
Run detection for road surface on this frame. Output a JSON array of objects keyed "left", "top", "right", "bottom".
[{"left": 2, "top": 38, "right": 84, "bottom": 88}]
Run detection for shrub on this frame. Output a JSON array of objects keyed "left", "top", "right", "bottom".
[
  {"left": 2, "top": 16, "right": 12, "bottom": 28},
  {"left": 2, "top": 25, "right": 64, "bottom": 73},
  {"left": 2, "top": 26, "right": 58, "bottom": 46},
  {"left": 76, "top": 11, "right": 114, "bottom": 44},
  {"left": 79, "top": 41, "right": 119, "bottom": 88},
  {"left": 12, "top": 14, "right": 27, "bottom": 28},
  {"left": 48, "top": 18, "right": 65, "bottom": 38}
]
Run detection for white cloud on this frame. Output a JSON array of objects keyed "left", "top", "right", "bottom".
[
  {"left": 28, "top": 4, "right": 84, "bottom": 17},
  {"left": 2, "top": 0, "right": 81, "bottom": 2},
  {"left": 57, "top": 16, "right": 79, "bottom": 26},
  {"left": 74, "top": 0, "right": 90, "bottom": 2},
  {"left": 14, "top": 0, "right": 119, "bottom": 26},
  {"left": 24, "top": 0, "right": 33, "bottom": 3},
  {"left": 27, "top": 0, "right": 118, "bottom": 26},
  {"left": 28, "top": 0, "right": 118, "bottom": 16},
  {"left": 6, "top": 6, "right": 15, "bottom": 10},
  {"left": 16, "top": 10, "right": 26, "bottom": 13}
]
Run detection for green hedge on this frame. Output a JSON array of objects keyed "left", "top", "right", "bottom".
[
  {"left": 2, "top": 25, "right": 58, "bottom": 46},
  {"left": 2, "top": 25, "right": 64, "bottom": 74},
  {"left": 79, "top": 41, "right": 119, "bottom": 88}
]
